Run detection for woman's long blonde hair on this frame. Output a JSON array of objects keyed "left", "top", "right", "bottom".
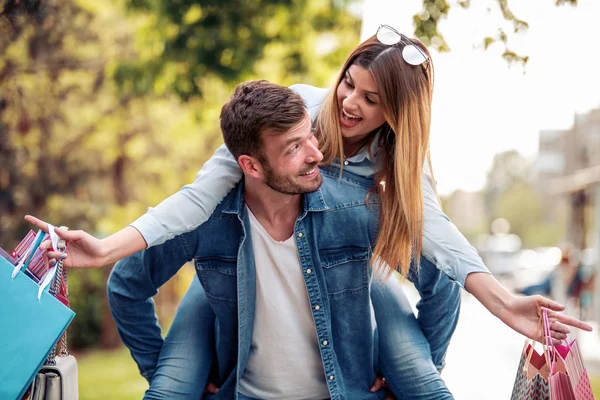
[{"left": 317, "top": 36, "right": 435, "bottom": 279}]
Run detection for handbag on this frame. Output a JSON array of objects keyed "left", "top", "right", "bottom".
[
  {"left": 511, "top": 308, "right": 595, "bottom": 400},
  {"left": 0, "top": 228, "right": 75, "bottom": 400},
  {"left": 31, "top": 253, "right": 79, "bottom": 400}
]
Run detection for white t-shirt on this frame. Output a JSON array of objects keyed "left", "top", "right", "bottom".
[{"left": 238, "top": 207, "right": 330, "bottom": 400}]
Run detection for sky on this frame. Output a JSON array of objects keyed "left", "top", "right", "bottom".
[{"left": 357, "top": 0, "right": 600, "bottom": 195}]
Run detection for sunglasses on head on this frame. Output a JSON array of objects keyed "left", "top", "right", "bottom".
[{"left": 376, "top": 24, "right": 430, "bottom": 68}]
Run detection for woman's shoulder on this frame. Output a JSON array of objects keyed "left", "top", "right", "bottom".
[{"left": 289, "top": 84, "right": 329, "bottom": 109}]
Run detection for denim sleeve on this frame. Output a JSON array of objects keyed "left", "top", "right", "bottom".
[
  {"left": 421, "top": 172, "right": 490, "bottom": 287},
  {"left": 107, "top": 233, "right": 197, "bottom": 381},
  {"left": 409, "top": 256, "right": 461, "bottom": 371},
  {"left": 130, "top": 144, "right": 242, "bottom": 248}
]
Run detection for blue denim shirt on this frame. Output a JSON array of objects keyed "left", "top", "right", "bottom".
[
  {"left": 130, "top": 84, "right": 489, "bottom": 288},
  {"left": 111, "top": 166, "right": 393, "bottom": 400}
]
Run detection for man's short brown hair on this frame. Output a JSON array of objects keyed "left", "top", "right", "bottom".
[{"left": 220, "top": 80, "right": 307, "bottom": 160}]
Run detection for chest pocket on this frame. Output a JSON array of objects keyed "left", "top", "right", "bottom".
[
  {"left": 195, "top": 257, "right": 237, "bottom": 304},
  {"left": 319, "top": 247, "right": 370, "bottom": 299}
]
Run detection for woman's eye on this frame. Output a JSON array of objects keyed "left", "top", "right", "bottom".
[
  {"left": 344, "top": 80, "right": 354, "bottom": 88},
  {"left": 365, "top": 96, "right": 376, "bottom": 105}
]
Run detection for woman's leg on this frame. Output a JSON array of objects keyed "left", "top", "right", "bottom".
[
  {"left": 144, "top": 278, "right": 216, "bottom": 400},
  {"left": 371, "top": 273, "right": 454, "bottom": 400}
]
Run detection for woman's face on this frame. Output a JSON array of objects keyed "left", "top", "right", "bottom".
[{"left": 336, "top": 64, "right": 387, "bottom": 145}]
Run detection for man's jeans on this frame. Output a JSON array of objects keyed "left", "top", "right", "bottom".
[{"left": 140, "top": 274, "right": 458, "bottom": 400}]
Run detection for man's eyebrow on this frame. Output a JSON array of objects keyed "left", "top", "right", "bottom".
[{"left": 283, "top": 127, "right": 312, "bottom": 148}]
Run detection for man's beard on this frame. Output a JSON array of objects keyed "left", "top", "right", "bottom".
[{"left": 263, "top": 162, "right": 322, "bottom": 195}]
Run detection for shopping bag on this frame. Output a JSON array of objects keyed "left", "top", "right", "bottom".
[
  {"left": 31, "top": 250, "right": 79, "bottom": 400},
  {"left": 0, "top": 230, "right": 75, "bottom": 399},
  {"left": 511, "top": 307, "right": 594, "bottom": 400},
  {"left": 543, "top": 309, "right": 576, "bottom": 400},
  {"left": 547, "top": 313, "right": 595, "bottom": 400},
  {"left": 511, "top": 339, "right": 551, "bottom": 399}
]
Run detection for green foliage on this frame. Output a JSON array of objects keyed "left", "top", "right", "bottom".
[
  {"left": 413, "top": 0, "right": 577, "bottom": 66},
  {"left": 493, "top": 182, "right": 566, "bottom": 247},
  {"left": 484, "top": 150, "right": 534, "bottom": 214},
  {"left": 0, "top": 0, "right": 359, "bottom": 349},
  {"left": 482, "top": 150, "right": 567, "bottom": 248},
  {"left": 115, "top": 0, "right": 360, "bottom": 100},
  {"left": 67, "top": 269, "right": 105, "bottom": 349},
  {"left": 413, "top": 0, "right": 451, "bottom": 52}
]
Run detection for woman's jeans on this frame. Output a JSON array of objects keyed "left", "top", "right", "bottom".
[{"left": 143, "top": 273, "right": 459, "bottom": 399}]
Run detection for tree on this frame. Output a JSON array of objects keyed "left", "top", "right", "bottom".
[
  {"left": 483, "top": 150, "right": 534, "bottom": 217},
  {"left": 114, "top": 0, "right": 361, "bottom": 100},
  {"left": 0, "top": 0, "right": 217, "bottom": 348},
  {"left": 482, "top": 150, "right": 567, "bottom": 247},
  {"left": 0, "top": 0, "right": 362, "bottom": 349},
  {"left": 413, "top": 0, "right": 578, "bottom": 66}
]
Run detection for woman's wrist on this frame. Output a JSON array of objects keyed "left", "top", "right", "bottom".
[
  {"left": 465, "top": 272, "right": 513, "bottom": 319},
  {"left": 99, "top": 226, "right": 147, "bottom": 266}
]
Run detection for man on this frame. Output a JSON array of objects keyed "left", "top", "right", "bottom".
[
  {"left": 105, "top": 80, "right": 451, "bottom": 399},
  {"left": 26, "top": 80, "right": 588, "bottom": 398}
]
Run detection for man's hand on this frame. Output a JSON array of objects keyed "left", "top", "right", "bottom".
[
  {"left": 500, "top": 294, "right": 593, "bottom": 346},
  {"left": 24, "top": 215, "right": 108, "bottom": 268},
  {"left": 370, "top": 376, "right": 396, "bottom": 400}
]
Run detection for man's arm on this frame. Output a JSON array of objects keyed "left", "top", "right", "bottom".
[{"left": 107, "top": 232, "right": 197, "bottom": 381}]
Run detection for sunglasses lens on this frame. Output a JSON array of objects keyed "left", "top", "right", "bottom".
[
  {"left": 402, "top": 45, "right": 428, "bottom": 66},
  {"left": 377, "top": 28, "right": 401, "bottom": 46}
]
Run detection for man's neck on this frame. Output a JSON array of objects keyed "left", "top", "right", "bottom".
[{"left": 243, "top": 179, "right": 302, "bottom": 242}]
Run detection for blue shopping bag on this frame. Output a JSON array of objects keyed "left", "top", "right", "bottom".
[{"left": 0, "top": 255, "right": 75, "bottom": 399}]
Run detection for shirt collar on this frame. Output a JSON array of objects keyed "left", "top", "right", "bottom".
[{"left": 345, "top": 131, "right": 382, "bottom": 164}]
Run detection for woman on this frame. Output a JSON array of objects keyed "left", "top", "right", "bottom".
[{"left": 29, "top": 25, "right": 590, "bottom": 399}]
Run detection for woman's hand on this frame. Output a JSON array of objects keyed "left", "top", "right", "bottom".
[
  {"left": 24, "top": 215, "right": 109, "bottom": 268},
  {"left": 466, "top": 272, "right": 592, "bottom": 345},
  {"left": 500, "top": 294, "right": 593, "bottom": 345}
]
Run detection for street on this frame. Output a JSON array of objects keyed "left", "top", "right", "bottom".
[
  {"left": 402, "top": 283, "right": 534, "bottom": 399},
  {"left": 402, "top": 281, "right": 600, "bottom": 399}
]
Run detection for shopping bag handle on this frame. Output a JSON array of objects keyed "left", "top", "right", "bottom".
[
  {"left": 542, "top": 308, "right": 558, "bottom": 375},
  {"left": 523, "top": 316, "right": 551, "bottom": 375},
  {"left": 11, "top": 229, "right": 45, "bottom": 279},
  {"left": 36, "top": 224, "right": 68, "bottom": 300}
]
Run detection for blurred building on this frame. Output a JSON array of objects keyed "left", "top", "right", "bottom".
[{"left": 536, "top": 107, "right": 600, "bottom": 324}]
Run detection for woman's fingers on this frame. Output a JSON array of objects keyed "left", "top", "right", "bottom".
[
  {"left": 204, "top": 383, "right": 219, "bottom": 394},
  {"left": 24, "top": 215, "right": 50, "bottom": 233},
  {"left": 551, "top": 311, "right": 593, "bottom": 332},
  {"left": 550, "top": 329, "right": 568, "bottom": 341},
  {"left": 370, "top": 376, "right": 386, "bottom": 392},
  {"left": 46, "top": 251, "right": 68, "bottom": 260},
  {"left": 549, "top": 321, "right": 570, "bottom": 335},
  {"left": 39, "top": 239, "right": 53, "bottom": 251},
  {"left": 537, "top": 296, "right": 565, "bottom": 312}
]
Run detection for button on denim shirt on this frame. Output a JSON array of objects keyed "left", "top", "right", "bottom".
[{"left": 111, "top": 167, "right": 390, "bottom": 400}]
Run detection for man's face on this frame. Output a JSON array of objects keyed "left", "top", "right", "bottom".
[{"left": 259, "top": 115, "right": 323, "bottom": 195}]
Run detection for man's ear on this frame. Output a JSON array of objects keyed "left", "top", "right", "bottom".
[{"left": 238, "top": 154, "right": 263, "bottom": 179}]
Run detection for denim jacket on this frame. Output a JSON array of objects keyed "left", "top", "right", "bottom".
[
  {"left": 110, "top": 167, "right": 392, "bottom": 400},
  {"left": 130, "top": 84, "right": 489, "bottom": 288}
]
